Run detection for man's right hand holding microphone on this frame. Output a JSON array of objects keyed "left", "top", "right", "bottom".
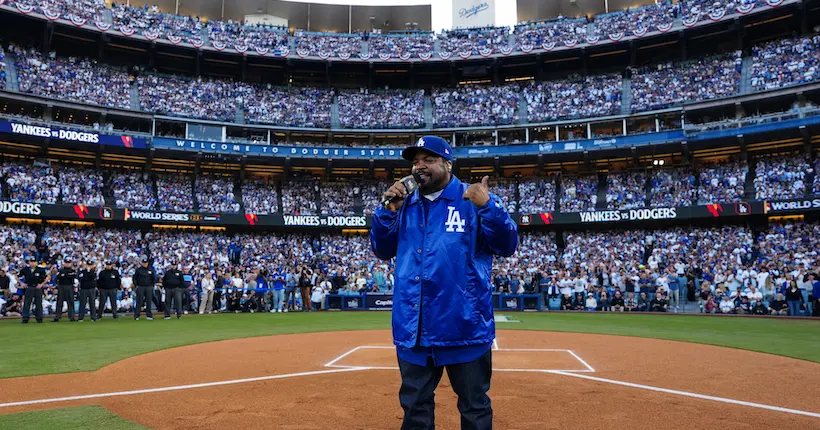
[{"left": 382, "top": 179, "right": 412, "bottom": 212}]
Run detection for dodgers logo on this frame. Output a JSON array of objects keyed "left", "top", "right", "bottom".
[
  {"left": 416, "top": 138, "right": 425, "bottom": 147},
  {"left": 445, "top": 206, "right": 466, "bottom": 232}
]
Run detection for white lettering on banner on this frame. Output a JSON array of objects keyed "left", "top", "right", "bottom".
[
  {"left": 505, "top": 299, "right": 518, "bottom": 308},
  {"left": 129, "top": 211, "right": 190, "bottom": 222},
  {"left": 445, "top": 206, "right": 466, "bottom": 232},
  {"left": 374, "top": 300, "right": 393, "bottom": 306},
  {"left": 564, "top": 143, "right": 578, "bottom": 151},
  {"left": 176, "top": 140, "right": 186, "bottom": 147},
  {"left": 0, "top": 201, "right": 42, "bottom": 215},
  {"left": 579, "top": 208, "right": 678, "bottom": 223},
  {"left": 539, "top": 144, "right": 553, "bottom": 152},
  {"left": 283, "top": 215, "right": 367, "bottom": 227},
  {"left": 468, "top": 149, "right": 490, "bottom": 154},
  {"left": 347, "top": 300, "right": 359, "bottom": 308},
  {"left": 593, "top": 139, "right": 617, "bottom": 146},
  {"left": 459, "top": 2, "right": 489, "bottom": 19},
  {"left": 768, "top": 199, "right": 820, "bottom": 211},
  {"left": 11, "top": 123, "right": 99, "bottom": 143}
]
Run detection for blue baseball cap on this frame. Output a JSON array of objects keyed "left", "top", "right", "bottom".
[{"left": 402, "top": 136, "right": 454, "bottom": 163}]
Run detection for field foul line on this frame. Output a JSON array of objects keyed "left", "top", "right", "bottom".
[
  {"left": 548, "top": 371, "right": 820, "bottom": 419},
  {"left": 0, "top": 368, "right": 366, "bottom": 409},
  {"left": 567, "top": 350, "right": 596, "bottom": 372}
]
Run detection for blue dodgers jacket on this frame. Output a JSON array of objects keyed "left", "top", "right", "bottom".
[{"left": 370, "top": 176, "right": 519, "bottom": 349}]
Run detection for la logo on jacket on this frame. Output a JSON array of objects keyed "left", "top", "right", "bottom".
[{"left": 445, "top": 206, "right": 465, "bottom": 232}]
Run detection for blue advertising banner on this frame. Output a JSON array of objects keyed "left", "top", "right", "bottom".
[
  {"left": 155, "top": 137, "right": 405, "bottom": 159},
  {"left": 154, "top": 131, "right": 687, "bottom": 160},
  {"left": 0, "top": 120, "right": 147, "bottom": 149}
]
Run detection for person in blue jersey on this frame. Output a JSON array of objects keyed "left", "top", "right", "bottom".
[
  {"left": 370, "top": 135, "right": 519, "bottom": 430},
  {"left": 270, "top": 268, "right": 286, "bottom": 313}
]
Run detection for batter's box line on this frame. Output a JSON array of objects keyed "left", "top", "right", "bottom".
[{"left": 324, "top": 345, "right": 595, "bottom": 373}]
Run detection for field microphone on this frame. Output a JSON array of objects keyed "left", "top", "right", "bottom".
[{"left": 382, "top": 175, "right": 418, "bottom": 209}]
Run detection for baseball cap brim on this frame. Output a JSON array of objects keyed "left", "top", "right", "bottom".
[{"left": 401, "top": 146, "right": 439, "bottom": 162}]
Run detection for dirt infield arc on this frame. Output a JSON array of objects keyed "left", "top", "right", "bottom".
[{"left": 1, "top": 330, "right": 819, "bottom": 429}]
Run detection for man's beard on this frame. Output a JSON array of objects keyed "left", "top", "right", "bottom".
[{"left": 413, "top": 171, "right": 447, "bottom": 195}]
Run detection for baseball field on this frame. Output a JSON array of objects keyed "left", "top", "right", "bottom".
[{"left": 0, "top": 312, "right": 818, "bottom": 429}]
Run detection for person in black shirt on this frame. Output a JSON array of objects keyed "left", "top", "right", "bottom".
[
  {"left": 0, "top": 267, "right": 10, "bottom": 298},
  {"left": 213, "top": 268, "right": 224, "bottom": 312},
  {"left": 77, "top": 260, "right": 98, "bottom": 322},
  {"left": 162, "top": 261, "right": 185, "bottom": 319},
  {"left": 752, "top": 300, "right": 768, "bottom": 315},
  {"left": 611, "top": 291, "right": 625, "bottom": 312},
  {"left": 53, "top": 257, "right": 78, "bottom": 322},
  {"left": 650, "top": 292, "right": 668, "bottom": 312},
  {"left": 133, "top": 256, "right": 156, "bottom": 320},
  {"left": 768, "top": 293, "right": 789, "bottom": 315},
  {"left": 97, "top": 260, "right": 121, "bottom": 319},
  {"left": 19, "top": 256, "right": 48, "bottom": 324}
]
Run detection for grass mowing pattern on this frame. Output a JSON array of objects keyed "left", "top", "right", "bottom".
[
  {"left": 0, "top": 312, "right": 818, "bottom": 380},
  {"left": 0, "top": 406, "right": 146, "bottom": 429}
]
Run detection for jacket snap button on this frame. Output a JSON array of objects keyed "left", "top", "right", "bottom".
[
  {"left": 417, "top": 249, "right": 421, "bottom": 253},
  {"left": 415, "top": 276, "right": 419, "bottom": 281}
]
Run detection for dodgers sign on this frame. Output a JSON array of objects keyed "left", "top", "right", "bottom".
[{"left": 453, "top": 0, "right": 495, "bottom": 28}]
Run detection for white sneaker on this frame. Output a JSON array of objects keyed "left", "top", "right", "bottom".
[
  {"left": 283, "top": 309, "right": 288, "bottom": 313},
  {"left": 278, "top": 309, "right": 282, "bottom": 313},
  {"left": 270, "top": 309, "right": 275, "bottom": 313},
  {"left": 199, "top": 311, "right": 204, "bottom": 315}
]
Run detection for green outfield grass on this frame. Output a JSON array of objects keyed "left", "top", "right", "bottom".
[
  {"left": 0, "top": 406, "right": 146, "bottom": 429},
  {"left": 1, "top": 312, "right": 818, "bottom": 380}
]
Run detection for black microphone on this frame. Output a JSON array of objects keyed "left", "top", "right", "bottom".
[{"left": 382, "top": 176, "right": 418, "bottom": 209}]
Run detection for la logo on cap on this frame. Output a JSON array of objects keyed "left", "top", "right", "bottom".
[{"left": 416, "top": 138, "right": 425, "bottom": 147}]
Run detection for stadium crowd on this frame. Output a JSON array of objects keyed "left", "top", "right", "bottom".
[
  {"left": 753, "top": 154, "right": 809, "bottom": 200},
  {"left": 281, "top": 180, "right": 317, "bottom": 215},
  {"left": 750, "top": 34, "right": 820, "bottom": 92},
  {"left": 560, "top": 175, "right": 598, "bottom": 212},
  {"left": 156, "top": 174, "right": 194, "bottom": 212},
  {"left": 0, "top": 218, "right": 817, "bottom": 318},
  {"left": 319, "top": 182, "right": 357, "bottom": 216},
  {"left": 649, "top": 167, "right": 696, "bottom": 208},
  {"left": 524, "top": 74, "right": 622, "bottom": 121},
  {"left": 517, "top": 177, "right": 556, "bottom": 213},
  {"left": 337, "top": 89, "right": 425, "bottom": 129},
  {"left": 605, "top": 171, "right": 647, "bottom": 210},
  {"left": 58, "top": 165, "right": 105, "bottom": 207},
  {"left": 696, "top": 160, "right": 748, "bottom": 204},
  {"left": 111, "top": 171, "right": 157, "bottom": 210},
  {"left": 196, "top": 176, "right": 240, "bottom": 213},
  {"left": 432, "top": 85, "right": 519, "bottom": 127},
  {"left": 243, "top": 86, "right": 333, "bottom": 128},
  {"left": 241, "top": 178, "right": 279, "bottom": 215},
  {"left": 630, "top": 52, "right": 742, "bottom": 112},
  {"left": 12, "top": 45, "right": 132, "bottom": 110}
]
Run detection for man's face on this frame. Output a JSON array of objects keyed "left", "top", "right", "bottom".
[{"left": 412, "top": 151, "right": 450, "bottom": 194}]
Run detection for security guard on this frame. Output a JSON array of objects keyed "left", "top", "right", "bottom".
[
  {"left": 53, "top": 257, "right": 78, "bottom": 322},
  {"left": 162, "top": 261, "right": 185, "bottom": 319},
  {"left": 133, "top": 255, "right": 156, "bottom": 320},
  {"left": 97, "top": 260, "right": 122, "bottom": 319},
  {"left": 20, "top": 256, "right": 48, "bottom": 324},
  {"left": 77, "top": 260, "right": 98, "bottom": 322}
]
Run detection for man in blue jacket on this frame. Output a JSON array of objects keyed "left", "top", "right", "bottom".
[{"left": 371, "top": 135, "right": 518, "bottom": 430}]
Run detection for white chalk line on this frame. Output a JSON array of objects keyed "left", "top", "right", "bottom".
[
  {"left": 548, "top": 371, "right": 820, "bottom": 419},
  {"left": 0, "top": 367, "right": 365, "bottom": 409},
  {"left": 324, "top": 345, "right": 593, "bottom": 373}
]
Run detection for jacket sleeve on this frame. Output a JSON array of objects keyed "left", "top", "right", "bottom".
[
  {"left": 476, "top": 193, "right": 519, "bottom": 257},
  {"left": 370, "top": 205, "right": 400, "bottom": 260}
]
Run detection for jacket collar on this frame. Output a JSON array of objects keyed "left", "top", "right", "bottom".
[{"left": 407, "top": 175, "right": 462, "bottom": 206}]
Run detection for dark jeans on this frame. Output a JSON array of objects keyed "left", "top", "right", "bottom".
[
  {"left": 54, "top": 285, "right": 75, "bottom": 321},
  {"left": 397, "top": 349, "right": 492, "bottom": 430},
  {"left": 165, "top": 288, "right": 184, "bottom": 317},
  {"left": 78, "top": 289, "right": 97, "bottom": 320},
  {"left": 97, "top": 288, "right": 118, "bottom": 318},
  {"left": 21, "top": 288, "right": 43, "bottom": 322}
]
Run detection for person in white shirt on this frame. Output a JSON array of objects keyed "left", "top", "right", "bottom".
[
  {"left": 719, "top": 295, "right": 735, "bottom": 314},
  {"left": 199, "top": 272, "right": 215, "bottom": 314},
  {"left": 746, "top": 285, "right": 763, "bottom": 305},
  {"left": 585, "top": 293, "right": 597, "bottom": 311},
  {"left": 310, "top": 280, "right": 326, "bottom": 311}
]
